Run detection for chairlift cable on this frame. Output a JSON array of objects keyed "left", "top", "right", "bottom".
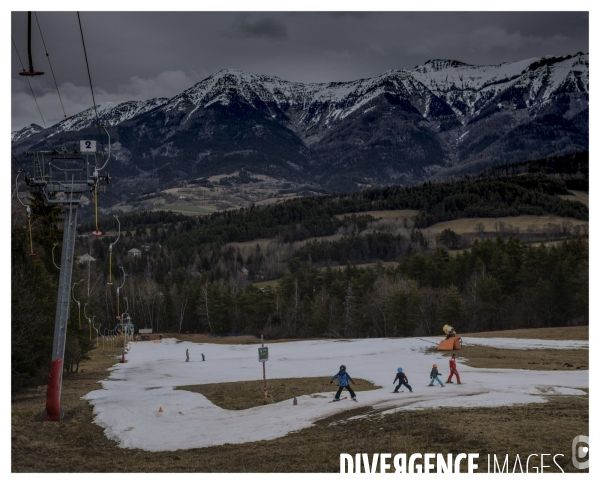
[
  {"left": 12, "top": 36, "right": 46, "bottom": 128},
  {"left": 34, "top": 12, "right": 67, "bottom": 119},
  {"left": 76, "top": 12, "right": 103, "bottom": 146},
  {"left": 77, "top": 12, "right": 107, "bottom": 231}
]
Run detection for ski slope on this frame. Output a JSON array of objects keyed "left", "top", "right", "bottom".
[{"left": 84, "top": 337, "right": 588, "bottom": 451}]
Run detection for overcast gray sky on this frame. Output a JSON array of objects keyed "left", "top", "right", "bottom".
[{"left": 10, "top": 11, "right": 589, "bottom": 131}]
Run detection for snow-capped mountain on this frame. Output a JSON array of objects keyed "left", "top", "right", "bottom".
[
  {"left": 49, "top": 98, "right": 169, "bottom": 136},
  {"left": 155, "top": 52, "right": 587, "bottom": 135},
  {"left": 12, "top": 52, "right": 588, "bottom": 190},
  {"left": 11, "top": 123, "right": 44, "bottom": 143}
]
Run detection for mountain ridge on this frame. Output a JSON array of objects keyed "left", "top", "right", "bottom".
[{"left": 13, "top": 52, "right": 588, "bottom": 191}]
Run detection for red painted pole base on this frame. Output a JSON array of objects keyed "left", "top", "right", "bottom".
[
  {"left": 43, "top": 358, "right": 63, "bottom": 421},
  {"left": 28, "top": 253, "right": 37, "bottom": 259}
]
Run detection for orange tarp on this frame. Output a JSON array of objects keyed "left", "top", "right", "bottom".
[
  {"left": 437, "top": 336, "right": 461, "bottom": 351},
  {"left": 437, "top": 338, "right": 454, "bottom": 351}
]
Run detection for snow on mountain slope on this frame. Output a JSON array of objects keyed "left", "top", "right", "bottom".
[
  {"left": 11, "top": 123, "right": 44, "bottom": 143},
  {"left": 412, "top": 57, "right": 537, "bottom": 92},
  {"left": 153, "top": 53, "right": 587, "bottom": 136},
  {"left": 411, "top": 53, "right": 588, "bottom": 117},
  {"left": 157, "top": 67, "right": 430, "bottom": 134},
  {"left": 47, "top": 97, "right": 169, "bottom": 136},
  {"left": 13, "top": 53, "right": 588, "bottom": 145},
  {"left": 11, "top": 53, "right": 587, "bottom": 189}
]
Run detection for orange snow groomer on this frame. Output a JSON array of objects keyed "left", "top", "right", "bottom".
[{"left": 437, "top": 325, "right": 462, "bottom": 351}]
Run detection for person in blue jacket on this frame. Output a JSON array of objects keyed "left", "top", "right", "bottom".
[
  {"left": 428, "top": 364, "right": 445, "bottom": 387},
  {"left": 330, "top": 365, "right": 357, "bottom": 401},
  {"left": 393, "top": 367, "right": 413, "bottom": 393}
]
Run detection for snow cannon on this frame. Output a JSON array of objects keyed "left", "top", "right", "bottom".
[
  {"left": 293, "top": 397, "right": 298, "bottom": 406},
  {"left": 442, "top": 325, "right": 457, "bottom": 338},
  {"left": 438, "top": 325, "right": 462, "bottom": 351}
]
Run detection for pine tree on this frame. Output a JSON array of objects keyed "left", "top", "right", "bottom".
[{"left": 439, "top": 285, "right": 466, "bottom": 329}]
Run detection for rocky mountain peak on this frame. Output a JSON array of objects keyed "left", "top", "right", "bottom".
[{"left": 415, "top": 59, "right": 473, "bottom": 72}]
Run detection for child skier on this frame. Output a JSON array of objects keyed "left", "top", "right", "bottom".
[
  {"left": 393, "top": 367, "right": 413, "bottom": 393},
  {"left": 201, "top": 353, "right": 205, "bottom": 361},
  {"left": 446, "top": 353, "right": 462, "bottom": 384},
  {"left": 330, "top": 365, "right": 358, "bottom": 401},
  {"left": 185, "top": 348, "right": 190, "bottom": 362},
  {"left": 428, "top": 364, "right": 444, "bottom": 387}
]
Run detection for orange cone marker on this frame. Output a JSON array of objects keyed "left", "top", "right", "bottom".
[{"left": 159, "top": 407, "right": 163, "bottom": 412}]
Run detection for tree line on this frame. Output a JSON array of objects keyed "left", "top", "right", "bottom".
[
  {"left": 80, "top": 172, "right": 587, "bottom": 252},
  {"left": 12, "top": 164, "right": 589, "bottom": 392}
]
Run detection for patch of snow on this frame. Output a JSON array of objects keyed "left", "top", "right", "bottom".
[{"left": 84, "top": 336, "right": 588, "bottom": 451}]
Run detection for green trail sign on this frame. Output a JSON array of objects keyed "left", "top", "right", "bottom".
[{"left": 258, "top": 347, "right": 269, "bottom": 362}]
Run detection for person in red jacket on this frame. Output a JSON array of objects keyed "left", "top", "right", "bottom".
[{"left": 446, "top": 353, "right": 462, "bottom": 384}]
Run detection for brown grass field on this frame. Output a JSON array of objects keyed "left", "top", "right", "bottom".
[
  {"left": 426, "top": 215, "right": 587, "bottom": 235},
  {"left": 11, "top": 328, "right": 589, "bottom": 472},
  {"left": 335, "top": 209, "right": 420, "bottom": 220},
  {"left": 438, "top": 346, "right": 588, "bottom": 371},
  {"left": 177, "top": 377, "right": 381, "bottom": 410},
  {"left": 557, "top": 190, "right": 589, "bottom": 206},
  {"left": 252, "top": 278, "right": 282, "bottom": 289},
  {"left": 160, "top": 333, "right": 313, "bottom": 345},
  {"left": 462, "top": 327, "right": 588, "bottom": 340}
]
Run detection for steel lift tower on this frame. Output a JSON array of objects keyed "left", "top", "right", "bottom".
[{"left": 21, "top": 135, "right": 111, "bottom": 420}]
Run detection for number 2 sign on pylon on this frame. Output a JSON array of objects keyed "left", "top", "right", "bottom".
[{"left": 80, "top": 140, "right": 96, "bottom": 152}]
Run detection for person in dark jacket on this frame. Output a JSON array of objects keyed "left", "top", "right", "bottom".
[
  {"left": 428, "top": 364, "right": 445, "bottom": 387},
  {"left": 393, "top": 367, "right": 413, "bottom": 393},
  {"left": 446, "top": 353, "right": 462, "bottom": 384},
  {"left": 330, "top": 365, "right": 357, "bottom": 401},
  {"left": 185, "top": 348, "right": 190, "bottom": 362}
]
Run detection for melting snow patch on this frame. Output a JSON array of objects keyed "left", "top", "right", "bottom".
[{"left": 84, "top": 336, "right": 588, "bottom": 451}]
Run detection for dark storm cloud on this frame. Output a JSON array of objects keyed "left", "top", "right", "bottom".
[
  {"left": 11, "top": 11, "right": 589, "bottom": 131},
  {"left": 231, "top": 14, "right": 288, "bottom": 40}
]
